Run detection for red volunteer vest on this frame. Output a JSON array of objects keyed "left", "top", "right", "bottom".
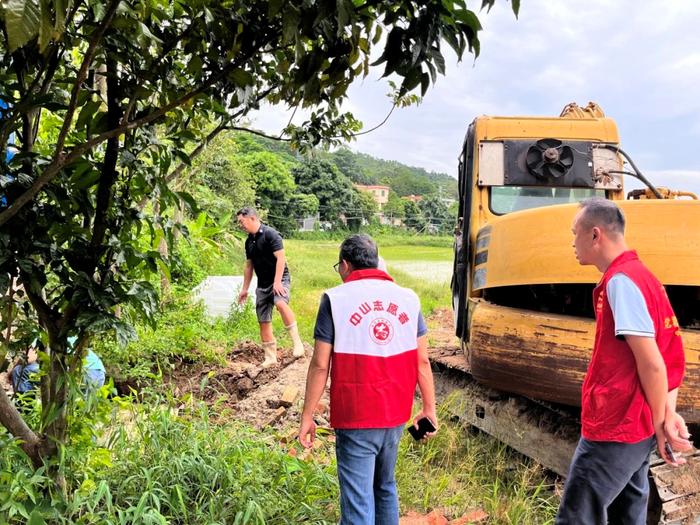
[
  {"left": 581, "top": 250, "right": 685, "bottom": 442},
  {"left": 326, "top": 269, "right": 421, "bottom": 429}
]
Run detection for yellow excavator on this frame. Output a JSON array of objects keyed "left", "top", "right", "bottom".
[{"left": 443, "top": 102, "right": 700, "bottom": 524}]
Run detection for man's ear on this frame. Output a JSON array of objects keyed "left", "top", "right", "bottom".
[{"left": 592, "top": 226, "right": 601, "bottom": 241}]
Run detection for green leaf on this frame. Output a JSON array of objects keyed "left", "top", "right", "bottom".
[
  {"left": 176, "top": 191, "right": 199, "bottom": 214},
  {"left": 38, "top": 0, "right": 53, "bottom": 52},
  {"left": 281, "top": 5, "right": 300, "bottom": 43},
  {"left": 511, "top": 0, "right": 521, "bottom": 18},
  {"left": 456, "top": 8, "right": 482, "bottom": 33},
  {"left": 420, "top": 72, "right": 430, "bottom": 96},
  {"left": 75, "top": 99, "right": 103, "bottom": 132},
  {"left": 203, "top": 6, "right": 214, "bottom": 23},
  {"left": 54, "top": 0, "right": 70, "bottom": 34},
  {"left": 481, "top": 0, "right": 496, "bottom": 12},
  {"left": 372, "top": 25, "right": 382, "bottom": 45},
  {"left": 28, "top": 510, "right": 46, "bottom": 525},
  {"left": 432, "top": 48, "right": 446, "bottom": 75},
  {"left": 229, "top": 68, "right": 254, "bottom": 87},
  {"left": 4, "top": 0, "right": 41, "bottom": 52},
  {"left": 155, "top": 258, "right": 171, "bottom": 282},
  {"left": 74, "top": 169, "right": 101, "bottom": 190},
  {"left": 336, "top": 0, "right": 351, "bottom": 30}
]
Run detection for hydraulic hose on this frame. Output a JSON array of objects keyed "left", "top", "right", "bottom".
[{"left": 597, "top": 144, "right": 663, "bottom": 199}]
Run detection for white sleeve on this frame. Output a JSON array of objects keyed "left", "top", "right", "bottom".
[{"left": 606, "top": 273, "right": 655, "bottom": 338}]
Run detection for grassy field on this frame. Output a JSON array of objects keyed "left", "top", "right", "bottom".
[
  {"left": 65, "top": 235, "right": 558, "bottom": 524},
  {"left": 269, "top": 237, "right": 453, "bottom": 347}
]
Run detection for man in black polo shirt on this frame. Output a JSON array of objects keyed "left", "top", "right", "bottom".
[{"left": 236, "top": 206, "right": 305, "bottom": 367}]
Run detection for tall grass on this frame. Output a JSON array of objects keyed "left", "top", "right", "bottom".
[
  {"left": 1, "top": 397, "right": 558, "bottom": 524},
  {"left": 1, "top": 400, "right": 339, "bottom": 524},
  {"left": 396, "top": 401, "right": 558, "bottom": 524},
  {"left": 95, "top": 297, "right": 261, "bottom": 383}
]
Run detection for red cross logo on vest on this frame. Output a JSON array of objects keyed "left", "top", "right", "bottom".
[{"left": 369, "top": 318, "right": 394, "bottom": 345}]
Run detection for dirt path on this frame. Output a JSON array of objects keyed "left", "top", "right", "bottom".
[
  {"left": 160, "top": 310, "right": 494, "bottom": 523},
  {"left": 165, "top": 340, "right": 329, "bottom": 430},
  {"left": 165, "top": 308, "right": 461, "bottom": 433},
  {"left": 235, "top": 346, "right": 330, "bottom": 429}
]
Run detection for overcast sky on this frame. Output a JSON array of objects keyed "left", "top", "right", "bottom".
[{"left": 251, "top": 0, "right": 700, "bottom": 196}]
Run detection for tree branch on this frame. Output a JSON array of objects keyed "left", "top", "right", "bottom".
[
  {"left": 90, "top": 53, "right": 121, "bottom": 251},
  {"left": 53, "top": 0, "right": 122, "bottom": 158},
  {"left": 0, "top": 280, "right": 16, "bottom": 360},
  {"left": 345, "top": 102, "right": 396, "bottom": 137},
  {"left": 165, "top": 121, "right": 228, "bottom": 184},
  {"left": 20, "top": 276, "right": 58, "bottom": 332},
  {"left": 0, "top": 387, "right": 42, "bottom": 466},
  {"left": 0, "top": 63, "right": 234, "bottom": 227},
  {"left": 230, "top": 126, "right": 292, "bottom": 142},
  {"left": 0, "top": 34, "right": 277, "bottom": 227}
]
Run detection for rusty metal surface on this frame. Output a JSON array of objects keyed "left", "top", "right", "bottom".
[
  {"left": 467, "top": 301, "right": 700, "bottom": 422},
  {"left": 469, "top": 301, "right": 592, "bottom": 407},
  {"left": 429, "top": 308, "right": 700, "bottom": 524},
  {"left": 431, "top": 362, "right": 580, "bottom": 477}
]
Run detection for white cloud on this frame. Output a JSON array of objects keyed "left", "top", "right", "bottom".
[{"left": 251, "top": 1, "right": 700, "bottom": 177}]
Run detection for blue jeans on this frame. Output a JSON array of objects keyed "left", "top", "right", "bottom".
[
  {"left": 556, "top": 436, "right": 656, "bottom": 525},
  {"left": 11, "top": 362, "right": 40, "bottom": 393},
  {"left": 335, "top": 425, "right": 404, "bottom": 525}
]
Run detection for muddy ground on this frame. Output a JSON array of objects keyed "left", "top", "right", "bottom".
[
  {"left": 164, "top": 308, "right": 458, "bottom": 431},
  {"left": 165, "top": 340, "right": 323, "bottom": 429},
  {"left": 159, "top": 308, "right": 487, "bottom": 523}
]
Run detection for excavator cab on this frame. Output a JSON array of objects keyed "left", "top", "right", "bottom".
[
  {"left": 451, "top": 102, "right": 700, "bottom": 416},
  {"left": 448, "top": 102, "right": 700, "bottom": 522}
]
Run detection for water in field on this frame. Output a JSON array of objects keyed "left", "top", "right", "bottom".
[{"left": 387, "top": 261, "right": 452, "bottom": 284}]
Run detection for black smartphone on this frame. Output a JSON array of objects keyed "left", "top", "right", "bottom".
[
  {"left": 407, "top": 417, "right": 436, "bottom": 441},
  {"left": 664, "top": 442, "right": 677, "bottom": 463}
]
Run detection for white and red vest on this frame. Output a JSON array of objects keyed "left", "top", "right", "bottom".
[
  {"left": 582, "top": 250, "right": 685, "bottom": 443},
  {"left": 326, "top": 269, "right": 421, "bottom": 429}
]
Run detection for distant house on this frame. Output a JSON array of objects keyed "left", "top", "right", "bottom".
[
  {"left": 403, "top": 194, "right": 423, "bottom": 203},
  {"left": 354, "top": 184, "right": 390, "bottom": 209}
]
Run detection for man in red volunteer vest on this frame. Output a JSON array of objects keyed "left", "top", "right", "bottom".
[
  {"left": 298, "top": 234, "right": 438, "bottom": 525},
  {"left": 556, "top": 198, "right": 691, "bottom": 524}
]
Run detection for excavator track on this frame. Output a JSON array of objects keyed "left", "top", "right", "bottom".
[
  {"left": 649, "top": 452, "right": 700, "bottom": 524},
  {"left": 429, "top": 347, "right": 700, "bottom": 525}
]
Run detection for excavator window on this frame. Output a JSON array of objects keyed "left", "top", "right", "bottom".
[{"left": 490, "top": 186, "right": 606, "bottom": 215}]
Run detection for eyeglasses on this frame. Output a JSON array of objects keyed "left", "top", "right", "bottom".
[{"left": 333, "top": 261, "right": 341, "bottom": 273}]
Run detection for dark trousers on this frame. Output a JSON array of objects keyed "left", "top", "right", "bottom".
[{"left": 556, "top": 436, "right": 656, "bottom": 525}]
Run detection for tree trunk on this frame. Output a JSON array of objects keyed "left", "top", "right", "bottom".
[
  {"left": 152, "top": 200, "right": 171, "bottom": 300},
  {"left": 0, "top": 387, "right": 43, "bottom": 467},
  {"left": 159, "top": 234, "right": 170, "bottom": 298}
]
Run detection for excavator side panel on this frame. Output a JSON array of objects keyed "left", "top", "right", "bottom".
[{"left": 468, "top": 299, "right": 700, "bottom": 423}]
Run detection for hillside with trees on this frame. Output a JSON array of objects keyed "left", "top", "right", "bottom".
[
  {"left": 188, "top": 131, "right": 458, "bottom": 235},
  {"left": 329, "top": 148, "right": 458, "bottom": 198}
]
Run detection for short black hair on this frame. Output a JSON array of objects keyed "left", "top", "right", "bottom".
[
  {"left": 236, "top": 206, "right": 257, "bottom": 218},
  {"left": 339, "top": 234, "right": 379, "bottom": 270},
  {"left": 579, "top": 197, "right": 625, "bottom": 235}
]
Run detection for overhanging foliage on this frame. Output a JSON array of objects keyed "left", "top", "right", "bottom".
[{"left": 0, "top": 0, "right": 517, "bottom": 474}]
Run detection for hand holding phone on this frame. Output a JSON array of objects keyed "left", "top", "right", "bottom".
[
  {"left": 664, "top": 441, "right": 677, "bottom": 464},
  {"left": 407, "top": 417, "right": 436, "bottom": 441}
]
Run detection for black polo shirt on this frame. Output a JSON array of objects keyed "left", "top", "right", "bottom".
[{"left": 244, "top": 224, "right": 290, "bottom": 288}]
